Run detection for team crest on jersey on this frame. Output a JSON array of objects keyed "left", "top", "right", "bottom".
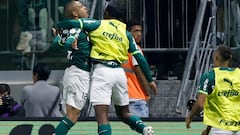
[{"left": 59, "top": 28, "right": 81, "bottom": 44}]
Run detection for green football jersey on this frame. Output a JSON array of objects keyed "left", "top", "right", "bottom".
[
  {"left": 52, "top": 22, "right": 91, "bottom": 71},
  {"left": 55, "top": 18, "right": 153, "bottom": 82},
  {"left": 198, "top": 67, "right": 236, "bottom": 95}
]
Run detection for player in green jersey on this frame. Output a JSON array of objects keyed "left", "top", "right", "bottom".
[
  {"left": 186, "top": 45, "right": 240, "bottom": 135},
  {"left": 56, "top": 1, "right": 158, "bottom": 135},
  {"left": 52, "top": 1, "right": 91, "bottom": 135}
]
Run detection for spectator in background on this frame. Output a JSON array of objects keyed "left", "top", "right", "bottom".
[
  {"left": 127, "top": 18, "right": 143, "bottom": 45},
  {"left": 0, "top": 83, "right": 25, "bottom": 117},
  {"left": 122, "top": 19, "right": 152, "bottom": 118},
  {"left": 20, "top": 63, "right": 62, "bottom": 117}
]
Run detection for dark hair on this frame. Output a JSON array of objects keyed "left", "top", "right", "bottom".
[
  {"left": 33, "top": 63, "right": 51, "bottom": 81},
  {"left": 216, "top": 45, "right": 232, "bottom": 61},
  {"left": 0, "top": 83, "right": 10, "bottom": 95},
  {"left": 127, "top": 18, "right": 141, "bottom": 31},
  {"left": 105, "top": 1, "right": 126, "bottom": 21}
]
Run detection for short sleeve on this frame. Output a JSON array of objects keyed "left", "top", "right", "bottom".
[{"left": 198, "top": 70, "right": 215, "bottom": 95}]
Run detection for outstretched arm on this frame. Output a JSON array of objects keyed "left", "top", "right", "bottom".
[{"left": 185, "top": 93, "right": 207, "bottom": 128}]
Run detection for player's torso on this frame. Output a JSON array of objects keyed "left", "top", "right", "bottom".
[
  {"left": 89, "top": 19, "right": 129, "bottom": 63},
  {"left": 59, "top": 28, "right": 91, "bottom": 71}
]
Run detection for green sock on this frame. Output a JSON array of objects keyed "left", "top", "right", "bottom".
[
  {"left": 55, "top": 117, "right": 74, "bottom": 135},
  {"left": 127, "top": 115, "right": 146, "bottom": 133},
  {"left": 98, "top": 124, "right": 111, "bottom": 135}
]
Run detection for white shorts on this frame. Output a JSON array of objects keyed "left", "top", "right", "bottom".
[
  {"left": 90, "top": 64, "right": 129, "bottom": 106},
  {"left": 62, "top": 65, "right": 90, "bottom": 111},
  {"left": 210, "top": 127, "right": 240, "bottom": 135}
]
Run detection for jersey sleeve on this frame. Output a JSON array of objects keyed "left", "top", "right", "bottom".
[
  {"left": 132, "top": 46, "right": 144, "bottom": 66},
  {"left": 127, "top": 31, "right": 141, "bottom": 54},
  {"left": 56, "top": 18, "right": 101, "bottom": 32},
  {"left": 198, "top": 70, "right": 215, "bottom": 95},
  {"left": 52, "top": 35, "right": 62, "bottom": 50},
  {"left": 80, "top": 18, "right": 101, "bottom": 31},
  {"left": 132, "top": 56, "right": 138, "bottom": 66},
  {"left": 56, "top": 19, "right": 82, "bottom": 29}
]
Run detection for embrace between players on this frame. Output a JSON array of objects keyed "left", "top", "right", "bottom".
[{"left": 51, "top": 1, "right": 158, "bottom": 135}]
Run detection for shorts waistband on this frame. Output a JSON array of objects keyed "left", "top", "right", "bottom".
[{"left": 92, "top": 59, "right": 121, "bottom": 68}]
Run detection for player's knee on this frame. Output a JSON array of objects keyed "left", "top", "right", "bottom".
[{"left": 115, "top": 106, "right": 130, "bottom": 121}]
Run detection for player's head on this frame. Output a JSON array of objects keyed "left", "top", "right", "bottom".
[
  {"left": 64, "top": 0, "right": 89, "bottom": 19},
  {"left": 103, "top": 0, "right": 126, "bottom": 22},
  {"left": 127, "top": 19, "right": 142, "bottom": 44},
  {"left": 213, "top": 44, "right": 232, "bottom": 67},
  {"left": 32, "top": 63, "right": 51, "bottom": 82}
]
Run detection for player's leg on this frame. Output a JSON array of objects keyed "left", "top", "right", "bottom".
[
  {"left": 55, "top": 105, "right": 79, "bottom": 135},
  {"left": 90, "top": 64, "right": 115, "bottom": 135},
  {"left": 113, "top": 68, "right": 154, "bottom": 135},
  {"left": 55, "top": 66, "right": 90, "bottom": 135},
  {"left": 114, "top": 105, "right": 153, "bottom": 135},
  {"left": 94, "top": 105, "right": 111, "bottom": 135},
  {"left": 115, "top": 105, "right": 144, "bottom": 132}
]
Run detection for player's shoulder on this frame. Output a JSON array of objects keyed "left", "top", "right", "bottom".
[
  {"left": 81, "top": 18, "right": 100, "bottom": 24},
  {"left": 126, "top": 31, "right": 132, "bottom": 36},
  {"left": 80, "top": 18, "right": 101, "bottom": 30},
  {"left": 56, "top": 19, "right": 80, "bottom": 29},
  {"left": 200, "top": 70, "right": 215, "bottom": 81}
]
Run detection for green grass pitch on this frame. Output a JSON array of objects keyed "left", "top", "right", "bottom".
[{"left": 0, "top": 121, "right": 205, "bottom": 135}]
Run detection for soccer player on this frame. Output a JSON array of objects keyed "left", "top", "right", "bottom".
[
  {"left": 56, "top": 1, "right": 158, "bottom": 135},
  {"left": 52, "top": 1, "right": 91, "bottom": 135},
  {"left": 185, "top": 45, "right": 240, "bottom": 134}
]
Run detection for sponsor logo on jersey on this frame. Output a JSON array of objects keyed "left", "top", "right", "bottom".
[
  {"left": 219, "top": 119, "right": 240, "bottom": 127},
  {"left": 102, "top": 32, "right": 123, "bottom": 41},
  {"left": 217, "top": 89, "right": 239, "bottom": 97}
]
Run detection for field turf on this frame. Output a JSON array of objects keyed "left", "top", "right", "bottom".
[{"left": 0, "top": 121, "right": 205, "bottom": 135}]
